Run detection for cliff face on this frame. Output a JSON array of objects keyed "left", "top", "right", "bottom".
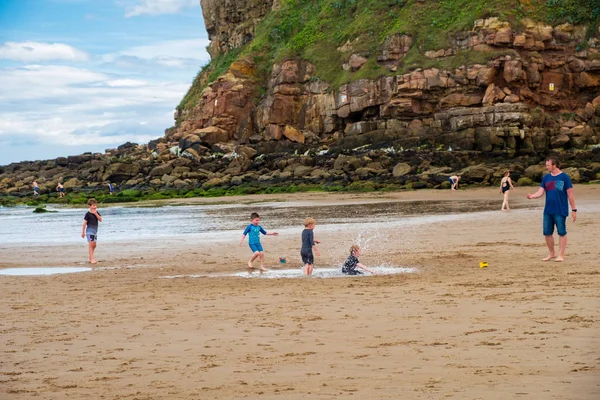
[
  {"left": 200, "top": 0, "right": 275, "bottom": 58},
  {"left": 3, "top": 1, "right": 600, "bottom": 201},
  {"left": 169, "top": 13, "right": 600, "bottom": 156}
]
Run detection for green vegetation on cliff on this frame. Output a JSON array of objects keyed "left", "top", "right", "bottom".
[{"left": 177, "top": 0, "right": 599, "bottom": 122}]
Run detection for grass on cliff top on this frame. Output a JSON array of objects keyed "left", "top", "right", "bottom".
[{"left": 177, "top": 0, "right": 599, "bottom": 117}]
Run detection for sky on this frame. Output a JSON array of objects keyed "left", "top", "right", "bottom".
[{"left": 0, "top": 0, "right": 211, "bottom": 165}]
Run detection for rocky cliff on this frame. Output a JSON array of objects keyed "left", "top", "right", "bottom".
[{"left": 2, "top": 0, "right": 600, "bottom": 202}]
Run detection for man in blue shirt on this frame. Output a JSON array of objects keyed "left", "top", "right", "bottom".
[{"left": 526, "top": 157, "right": 577, "bottom": 262}]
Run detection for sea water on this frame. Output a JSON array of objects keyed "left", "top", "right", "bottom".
[
  {"left": 0, "top": 199, "right": 503, "bottom": 246},
  {"left": 0, "top": 267, "right": 92, "bottom": 276},
  {"left": 160, "top": 265, "right": 418, "bottom": 279}
]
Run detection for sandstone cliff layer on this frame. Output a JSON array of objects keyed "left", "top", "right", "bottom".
[{"left": 171, "top": 15, "right": 600, "bottom": 157}]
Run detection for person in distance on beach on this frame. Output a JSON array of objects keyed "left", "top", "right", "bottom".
[
  {"left": 56, "top": 182, "right": 65, "bottom": 198},
  {"left": 526, "top": 156, "right": 577, "bottom": 262},
  {"left": 301, "top": 217, "right": 320, "bottom": 276},
  {"left": 500, "top": 170, "right": 515, "bottom": 211},
  {"left": 33, "top": 181, "right": 40, "bottom": 197},
  {"left": 240, "top": 212, "right": 278, "bottom": 274},
  {"left": 81, "top": 198, "right": 102, "bottom": 264},
  {"left": 449, "top": 175, "right": 461, "bottom": 190},
  {"left": 342, "top": 245, "right": 376, "bottom": 275}
]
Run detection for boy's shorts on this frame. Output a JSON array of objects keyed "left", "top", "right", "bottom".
[
  {"left": 543, "top": 214, "right": 567, "bottom": 236},
  {"left": 249, "top": 243, "right": 263, "bottom": 252},
  {"left": 301, "top": 250, "right": 314, "bottom": 265},
  {"left": 86, "top": 232, "right": 98, "bottom": 242}
]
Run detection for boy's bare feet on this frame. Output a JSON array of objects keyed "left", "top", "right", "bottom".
[
  {"left": 259, "top": 267, "right": 268, "bottom": 274},
  {"left": 542, "top": 255, "right": 556, "bottom": 261},
  {"left": 554, "top": 257, "right": 564, "bottom": 262},
  {"left": 90, "top": 260, "right": 97, "bottom": 264}
]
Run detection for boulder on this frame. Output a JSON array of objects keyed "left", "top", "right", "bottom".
[
  {"left": 524, "top": 164, "right": 546, "bottom": 181},
  {"left": 348, "top": 54, "right": 368, "bottom": 70},
  {"left": 63, "top": 178, "right": 82, "bottom": 189},
  {"left": 334, "top": 155, "right": 362, "bottom": 171},
  {"left": 149, "top": 163, "right": 174, "bottom": 177},
  {"left": 282, "top": 125, "right": 305, "bottom": 143},
  {"left": 102, "top": 163, "right": 141, "bottom": 182},
  {"left": 193, "top": 126, "right": 230, "bottom": 144},
  {"left": 392, "top": 163, "right": 412, "bottom": 177},
  {"left": 550, "top": 134, "right": 570, "bottom": 148},
  {"left": 562, "top": 167, "right": 580, "bottom": 183}
]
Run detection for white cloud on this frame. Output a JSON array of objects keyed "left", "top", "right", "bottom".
[
  {"left": 124, "top": 0, "right": 198, "bottom": 18},
  {"left": 0, "top": 41, "right": 89, "bottom": 62},
  {"left": 101, "top": 38, "right": 211, "bottom": 70},
  {"left": 0, "top": 64, "right": 189, "bottom": 152},
  {"left": 104, "top": 79, "right": 149, "bottom": 87}
]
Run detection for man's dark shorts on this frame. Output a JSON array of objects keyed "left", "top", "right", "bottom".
[{"left": 543, "top": 214, "right": 567, "bottom": 236}]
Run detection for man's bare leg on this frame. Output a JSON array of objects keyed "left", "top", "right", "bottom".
[
  {"left": 555, "top": 235, "right": 567, "bottom": 262},
  {"left": 542, "top": 235, "right": 556, "bottom": 261}
]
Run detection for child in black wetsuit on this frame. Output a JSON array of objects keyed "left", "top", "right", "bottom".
[{"left": 342, "top": 245, "right": 376, "bottom": 275}]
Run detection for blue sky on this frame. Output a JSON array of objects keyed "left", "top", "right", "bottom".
[{"left": 0, "top": 0, "right": 211, "bottom": 165}]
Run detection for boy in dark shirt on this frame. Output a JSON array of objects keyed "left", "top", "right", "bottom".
[
  {"left": 81, "top": 198, "right": 102, "bottom": 264},
  {"left": 301, "top": 217, "right": 320, "bottom": 276},
  {"left": 342, "top": 245, "right": 375, "bottom": 275}
]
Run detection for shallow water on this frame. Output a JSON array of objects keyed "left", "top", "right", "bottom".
[
  {"left": 0, "top": 199, "right": 520, "bottom": 245},
  {"left": 0, "top": 267, "right": 92, "bottom": 276},
  {"left": 160, "top": 265, "right": 418, "bottom": 279}
]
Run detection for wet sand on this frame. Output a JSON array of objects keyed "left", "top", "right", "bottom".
[{"left": 1, "top": 186, "right": 599, "bottom": 399}]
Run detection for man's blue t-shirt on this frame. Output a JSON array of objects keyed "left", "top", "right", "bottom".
[
  {"left": 541, "top": 172, "right": 573, "bottom": 216},
  {"left": 243, "top": 224, "right": 267, "bottom": 245}
]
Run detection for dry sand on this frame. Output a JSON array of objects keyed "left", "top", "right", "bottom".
[{"left": 1, "top": 186, "right": 599, "bottom": 399}]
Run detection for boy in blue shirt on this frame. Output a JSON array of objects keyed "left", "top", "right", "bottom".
[
  {"left": 527, "top": 157, "right": 577, "bottom": 262},
  {"left": 240, "top": 212, "right": 278, "bottom": 274}
]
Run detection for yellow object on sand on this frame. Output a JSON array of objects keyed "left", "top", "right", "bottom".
[{"left": 479, "top": 262, "right": 488, "bottom": 268}]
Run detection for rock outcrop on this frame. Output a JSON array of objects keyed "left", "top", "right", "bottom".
[
  {"left": 172, "top": 15, "right": 600, "bottom": 157},
  {"left": 2, "top": 6, "right": 600, "bottom": 201}
]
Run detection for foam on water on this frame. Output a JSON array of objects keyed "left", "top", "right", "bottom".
[
  {"left": 0, "top": 267, "right": 92, "bottom": 276},
  {"left": 160, "top": 265, "right": 417, "bottom": 279}
]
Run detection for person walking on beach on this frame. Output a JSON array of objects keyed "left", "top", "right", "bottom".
[
  {"left": 342, "top": 245, "right": 376, "bottom": 275},
  {"left": 81, "top": 198, "right": 102, "bottom": 264},
  {"left": 108, "top": 182, "right": 115, "bottom": 195},
  {"left": 500, "top": 170, "right": 515, "bottom": 211},
  {"left": 301, "top": 217, "right": 320, "bottom": 276},
  {"left": 33, "top": 181, "right": 40, "bottom": 197},
  {"left": 449, "top": 175, "right": 461, "bottom": 190},
  {"left": 526, "top": 157, "right": 577, "bottom": 262},
  {"left": 240, "top": 212, "right": 278, "bottom": 274},
  {"left": 56, "top": 182, "right": 65, "bottom": 198}
]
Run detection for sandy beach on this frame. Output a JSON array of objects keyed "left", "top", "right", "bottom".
[{"left": 1, "top": 186, "right": 599, "bottom": 399}]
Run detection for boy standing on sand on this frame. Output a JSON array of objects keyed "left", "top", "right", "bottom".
[
  {"left": 342, "top": 245, "right": 376, "bottom": 275},
  {"left": 81, "top": 198, "right": 102, "bottom": 264},
  {"left": 240, "top": 212, "right": 278, "bottom": 274},
  {"left": 301, "top": 217, "right": 320, "bottom": 276}
]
